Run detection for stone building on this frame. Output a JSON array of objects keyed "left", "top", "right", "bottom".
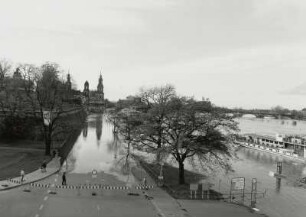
[{"left": 83, "top": 74, "right": 105, "bottom": 113}]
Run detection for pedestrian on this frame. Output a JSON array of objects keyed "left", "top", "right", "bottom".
[
  {"left": 41, "top": 160, "right": 47, "bottom": 172},
  {"left": 62, "top": 172, "right": 67, "bottom": 185},
  {"left": 142, "top": 177, "right": 148, "bottom": 189},
  {"left": 20, "top": 170, "right": 25, "bottom": 182}
]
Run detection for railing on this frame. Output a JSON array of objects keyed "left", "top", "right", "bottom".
[{"left": 132, "top": 155, "right": 224, "bottom": 200}]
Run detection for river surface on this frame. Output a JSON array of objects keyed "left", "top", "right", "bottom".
[
  {"left": 212, "top": 117, "right": 306, "bottom": 217},
  {"left": 65, "top": 114, "right": 306, "bottom": 217},
  {"left": 65, "top": 114, "right": 136, "bottom": 186}
]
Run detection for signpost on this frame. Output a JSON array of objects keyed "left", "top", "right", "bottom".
[
  {"left": 202, "top": 182, "right": 210, "bottom": 199},
  {"left": 91, "top": 169, "right": 98, "bottom": 196},
  {"left": 43, "top": 111, "right": 51, "bottom": 126},
  {"left": 251, "top": 178, "right": 257, "bottom": 207},
  {"left": 190, "top": 184, "right": 198, "bottom": 199},
  {"left": 230, "top": 177, "right": 245, "bottom": 203},
  {"left": 157, "top": 162, "right": 164, "bottom": 187},
  {"left": 92, "top": 169, "right": 98, "bottom": 179}
]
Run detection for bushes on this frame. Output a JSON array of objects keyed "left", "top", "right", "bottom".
[{"left": 0, "top": 116, "right": 37, "bottom": 139}]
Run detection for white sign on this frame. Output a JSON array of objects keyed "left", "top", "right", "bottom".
[
  {"left": 190, "top": 184, "right": 198, "bottom": 191},
  {"left": 202, "top": 183, "right": 210, "bottom": 191},
  {"left": 231, "top": 177, "right": 245, "bottom": 190},
  {"left": 92, "top": 169, "right": 97, "bottom": 179},
  {"left": 43, "top": 111, "right": 51, "bottom": 126}
]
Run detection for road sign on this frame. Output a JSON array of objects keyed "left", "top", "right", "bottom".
[
  {"left": 43, "top": 111, "right": 51, "bottom": 126},
  {"left": 202, "top": 182, "right": 210, "bottom": 191},
  {"left": 190, "top": 184, "right": 198, "bottom": 191},
  {"left": 92, "top": 169, "right": 97, "bottom": 179},
  {"left": 231, "top": 177, "right": 245, "bottom": 190}
]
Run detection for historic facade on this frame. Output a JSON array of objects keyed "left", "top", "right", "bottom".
[{"left": 83, "top": 74, "right": 105, "bottom": 113}]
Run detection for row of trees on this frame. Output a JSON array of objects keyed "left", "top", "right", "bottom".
[
  {"left": 0, "top": 59, "right": 82, "bottom": 155},
  {"left": 109, "top": 85, "right": 239, "bottom": 184}
]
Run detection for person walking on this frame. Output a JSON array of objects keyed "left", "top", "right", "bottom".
[
  {"left": 62, "top": 172, "right": 67, "bottom": 185},
  {"left": 41, "top": 160, "right": 47, "bottom": 172},
  {"left": 20, "top": 170, "right": 25, "bottom": 182},
  {"left": 142, "top": 177, "right": 148, "bottom": 190}
]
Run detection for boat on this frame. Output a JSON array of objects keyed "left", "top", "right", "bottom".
[{"left": 236, "top": 133, "right": 306, "bottom": 162}]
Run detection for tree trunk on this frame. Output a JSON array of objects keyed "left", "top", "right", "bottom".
[
  {"left": 156, "top": 148, "right": 161, "bottom": 163},
  {"left": 45, "top": 137, "right": 51, "bottom": 156},
  {"left": 179, "top": 161, "right": 185, "bottom": 185},
  {"left": 44, "top": 127, "right": 51, "bottom": 156}
]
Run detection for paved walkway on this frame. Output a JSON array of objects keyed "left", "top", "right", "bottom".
[
  {"left": 0, "top": 156, "right": 61, "bottom": 191},
  {"left": 131, "top": 158, "right": 263, "bottom": 217},
  {"left": 131, "top": 163, "right": 191, "bottom": 217}
]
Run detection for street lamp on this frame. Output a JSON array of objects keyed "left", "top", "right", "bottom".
[{"left": 158, "top": 162, "right": 164, "bottom": 187}]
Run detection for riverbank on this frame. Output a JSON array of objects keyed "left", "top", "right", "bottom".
[
  {"left": 131, "top": 154, "right": 264, "bottom": 217},
  {"left": 0, "top": 141, "right": 50, "bottom": 181},
  {"left": 132, "top": 154, "right": 223, "bottom": 200},
  {"left": 0, "top": 109, "right": 87, "bottom": 181}
]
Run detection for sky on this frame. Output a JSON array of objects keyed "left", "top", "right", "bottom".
[{"left": 1, "top": 0, "right": 306, "bottom": 110}]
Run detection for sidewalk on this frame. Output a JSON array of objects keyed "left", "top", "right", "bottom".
[
  {"left": 131, "top": 158, "right": 262, "bottom": 217},
  {"left": 0, "top": 156, "right": 61, "bottom": 191},
  {"left": 131, "top": 164, "right": 191, "bottom": 217}
]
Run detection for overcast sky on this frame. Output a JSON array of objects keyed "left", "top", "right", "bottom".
[{"left": 1, "top": 0, "right": 306, "bottom": 109}]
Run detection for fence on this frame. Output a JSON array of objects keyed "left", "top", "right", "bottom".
[{"left": 133, "top": 155, "right": 267, "bottom": 208}]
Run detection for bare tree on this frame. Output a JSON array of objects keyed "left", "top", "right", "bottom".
[
  {"left": 34, "top": 63, "right": 68, "bottom": 155},
  {"left": 137, "top": 84, "right": 176, "bottom": 148},
  {"left": 0, "top": 59, "right": 11, "bottom": 80}
]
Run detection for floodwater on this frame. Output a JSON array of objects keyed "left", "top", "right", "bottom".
[
  {"left": 64, "top": 114, "right": 136, "bottom": 185},
  {"left": 65, "top": 114, "right": 306, "bottom": 217},
  {"left": 212, "top": 117, "right": 306, "bottom": 217}
]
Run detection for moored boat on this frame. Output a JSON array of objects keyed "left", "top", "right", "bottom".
[{"left": 236, "top": 133, "right": 306, "bottom": 162}]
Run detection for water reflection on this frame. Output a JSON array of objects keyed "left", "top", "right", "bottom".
[
  {"left": 275, "top": 178, "right": 281, "bottom": 193},
  {"left": 214, "top": 147, "right": 306, "bottom": 217},
  {"left": 66, "top": 114, "right": 136, "bottom": 184},
  {"left": 96, "top": 114, "right": 103, "bottom": 141},
  {"left": 82, "top": 121, "right": 88, "bottom": 138},
  {"left": 106, "top": 132, "right": 119, "bottom": 159}
]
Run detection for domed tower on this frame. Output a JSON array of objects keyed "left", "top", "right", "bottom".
[
  {"left": 97, "top": 73, "right": 104, "bottom": 101},
  {"left": 13, "top": 68, "right": 22, "bottom": 79},
  {"left": 83, "top": 80, "right": 89, "bottom": 98}
]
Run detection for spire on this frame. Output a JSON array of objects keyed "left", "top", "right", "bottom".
[
  {"left": 97, "top": 70, "right": 104, "bottom": 101},
  {"left": 66, "top": 70, "right": 71, "bottom": 91}
]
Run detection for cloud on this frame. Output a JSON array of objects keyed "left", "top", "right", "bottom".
[{"left": 281, "top": 82, "right": 306, "bottom": 95}]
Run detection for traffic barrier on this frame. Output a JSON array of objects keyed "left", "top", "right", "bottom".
[
  {"left": 27, "top": 182, "right": 154, "bottom": 190},
  {"left": 135, "top": 185, "right": 154, "bottom": 190},
  {"left": 8, "top": 179, "right": 22, "bottom": 184},
  {"left": 30, "top": 183, "right": 50, "bottom": 188}
]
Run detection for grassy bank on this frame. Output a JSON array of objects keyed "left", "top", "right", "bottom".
[
  {"left": 0, "top": 144, "right": 50, "bottom": 181},
  {"left": 133, "top": 154, "right": 223, "bottom": 200},
  {"left": 0, "top": 109, "right": 86, "bottom": 180}
]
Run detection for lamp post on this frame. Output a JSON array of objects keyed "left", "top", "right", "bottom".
[{"left": 158, "top": 162, "right": 164, "bottom": 187}]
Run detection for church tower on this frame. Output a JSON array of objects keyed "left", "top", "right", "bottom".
[
  {"left": 97, "top": 73, "right": 104, "bottom": 101},
  {"left": 83, "top": 80, "right": 89, "bottom": 98},
  {"left": 13, "top": 68, "right": 22, "bottom": 79},
  {"left": 66, "top": 73, "right": 72, "bottom": 91}
]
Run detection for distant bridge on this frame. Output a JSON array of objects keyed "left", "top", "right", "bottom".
[{"left": 227, "top": 109, "right": 292, "bottom": 119}]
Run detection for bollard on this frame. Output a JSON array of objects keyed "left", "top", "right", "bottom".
[
  {"left": 48, "top": 183, "right": 57, "bottom": 194},
  {"left": 23, "top": 184, "right": 31, "bottom": 192}
]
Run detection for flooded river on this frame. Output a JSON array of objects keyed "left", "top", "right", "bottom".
[
  {"left": 213, "top": 117, "right": 306, "bottom": 217},
  {"left": 65, "top": 114, "right": 136, "bottom": 185},
  {"left": 65, "top": 114, "right": 306, "bottom": 217}
]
